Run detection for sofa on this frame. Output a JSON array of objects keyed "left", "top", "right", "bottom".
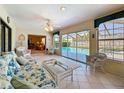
[{"left": 0, "top": 51, "right": 57, "bottom": 89}]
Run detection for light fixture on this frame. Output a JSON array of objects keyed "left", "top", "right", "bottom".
[
  {"left": 44, "top": 27, "right": 49, "bottom": 31},
  {"left": 44, "top": 20, "right": 54, "bottom": 31},
  {"left": 49, "top": 25, "right": 53, "bottom": 31},
  {"left": 60, "top": 6, "right": 66, "bottom": 11}
]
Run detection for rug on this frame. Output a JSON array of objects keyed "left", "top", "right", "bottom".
[{"left": 103, "top": 62, "right": 124, "bottom": 77}]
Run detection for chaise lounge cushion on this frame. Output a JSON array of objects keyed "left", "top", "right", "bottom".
[
  {"left": 1, "top": 52, "right": 21, "bottom": 81},
  {"left": 0, "top": 76, "right": 14, "bottom": 89},
  {"left": 11, "top": 62, "right": 57, "bottom": 89},
  {"left": 0, "top": 58, "right": 8, "bottom": 77}
]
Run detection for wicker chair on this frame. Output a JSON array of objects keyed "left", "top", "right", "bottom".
[
  {"left": 86, "top": 53, "right": 107, "bottom": 72},
  {"left": 16, "top": 47, "right": 31, "bottom": 57}
]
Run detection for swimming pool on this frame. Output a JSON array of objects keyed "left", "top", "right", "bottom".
[
  {"left": 62, "top": 47, "right": 89, "bottom": 62},
  {"left": 62, "top": 47, "right": 89, "bottom": 55}
]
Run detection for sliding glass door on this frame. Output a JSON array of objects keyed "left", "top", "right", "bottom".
[
  {"left": 77, "top": 31, "right": 89, "bottom": 62},
  {"left": 61, "top": 30, "right": 89, "bottom": 63},
  {"left": 68, "top": 33, "right": 76, "bottom": 60},
  {"left": 62, "top": 34, "right": 68, "bottom": 57},
  {"left": 0, "top": 19, "right": 12, "bottom": 52}
]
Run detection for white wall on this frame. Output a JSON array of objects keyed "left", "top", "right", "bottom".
[
  {"left": 0, "top": 5, "right": 16, "bottom": 50},
  {"left": 15, "top": 26, "right": 53, "bottom": 49}
]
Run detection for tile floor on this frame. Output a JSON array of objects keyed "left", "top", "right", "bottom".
[{"left": 31, "top": 53, "right": 124, "bottom": 89}]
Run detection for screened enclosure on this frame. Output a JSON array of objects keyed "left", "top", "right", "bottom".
[{"left": 98, "top": 18, "right": 124, "bottom": 62}]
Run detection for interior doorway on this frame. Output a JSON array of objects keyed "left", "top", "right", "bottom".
[{"left": 28, "top": 34, "right": 46, "bottom": 53}]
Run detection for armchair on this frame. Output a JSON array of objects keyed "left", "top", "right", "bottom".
[
  {"left": 16, "top": 47, "right": 31, "bottom": 57},
  {"left": 86, "top": 53, "right": 107, "bottom": 72},
  {"left": 45, "top": 47, "right": 55, "bottom": 55},
  {"left": 48, "top": 48, "right": 54, "bottom": 54}
]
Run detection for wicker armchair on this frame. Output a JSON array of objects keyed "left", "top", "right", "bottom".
[
  {"left": 16, "top": 47, "right": 31, "bottom": 57},
  {"left": 86, "top": 53, "right": 107, "bottom": 72}
]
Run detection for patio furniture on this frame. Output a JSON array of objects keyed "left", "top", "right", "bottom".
[
  {"left": 48, "top": 48, "right": 54, "bottom": 54},
  {"left": 11, "top": 62, "right": 57, "bottom": 89},
  {"left": 86, "top": 53, "right": 107, "bottom": 72},
  {"left": 42, "top": 59, "right": 80, "bottom": 86},
  {"left": 45, "top": 47, "right": 55, "bottom": 55},
  {"left": 16, "top": 47, "right": 31, "bottom": 57}
]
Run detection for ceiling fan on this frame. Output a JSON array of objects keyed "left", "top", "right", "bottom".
[
  {"left": 34, "top": 15, "right": 61, "bottom": 32},
  {"left": 44, "top": 19, "right": 54, "bottom": 31},
  {"left": 43, "top": 19, "right": 62, "bottom": 32}
]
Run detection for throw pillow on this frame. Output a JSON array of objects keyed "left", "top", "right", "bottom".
[{"left": 16, "top": 56, "right": 29, "bottom": 65}]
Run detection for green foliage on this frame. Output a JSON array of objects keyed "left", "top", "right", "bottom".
[
  {"left": 100, "top": 47, "right": 123, "bottom": 52},
  {"left": 62, "top": 42, "right": 70, "bottom": 47}
]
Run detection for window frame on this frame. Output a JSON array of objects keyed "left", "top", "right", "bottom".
[{"left": 53, "top": 34, "right": 60, "bottom": 49}]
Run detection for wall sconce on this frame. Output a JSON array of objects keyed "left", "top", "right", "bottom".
[{"left": 7, "top": 16, "right": 10, "bottom": 23}]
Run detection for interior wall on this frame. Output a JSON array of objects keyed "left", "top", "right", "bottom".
[
  {"left": 0, "top": 5, "right": 16, "bottom": 50},
  {"left": 15, "top": 27, "right": 53, "bottom": 49}
]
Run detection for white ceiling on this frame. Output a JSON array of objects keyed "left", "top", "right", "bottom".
[{"left": 3, "top": 4, "right": 124, "bottom": 31}]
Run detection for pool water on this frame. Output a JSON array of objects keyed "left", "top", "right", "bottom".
[
  {"left": 62, "top": 47, "right": 89, "bottom": 55},
  {"left": 62, "top": 47, "right": 89, "bottom": 62}
]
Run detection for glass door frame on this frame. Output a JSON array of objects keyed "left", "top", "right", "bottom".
[{"left": 61, "top": 30, "right": 90, "bottom": 63}]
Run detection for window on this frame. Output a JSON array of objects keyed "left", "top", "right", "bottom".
[
  {"left": 98, "top": 18, "right": 124, "bottom": 62},
  {"left": 53, "top": 34, "right": 60, "bottom": 49}
]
